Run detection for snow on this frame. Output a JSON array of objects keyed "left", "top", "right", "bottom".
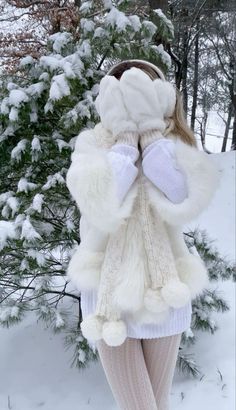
[
  {"left": 49, "top": 32, "right": 73, "bottom": 53},
  {"left": 17, "top": 178, "right": 38, "bottom": 193},
  {"left": 42, "top": 173, "right": 65, "bottom": 190},
  {"left": 0, "top": 148, "right": 235, "bottom": 410},
  {"left": 153, "top": 8, "right": 174, "bottom": 38},
  {"left": 31, "top": 193, "right": 44, "bottom": 213},
  {"left": 11, "top": 139, "right": 28, "bottom": 162},
  {"left": 80, "top": 18, "right": 95, "bottom": 34},
  {"left": 8, "top": 89, "right": 29, "bottom": 107},
  {"left": 49, "top": 74, "right": 70, "bottom": 101},
  {"left": 0, "top": 221, "right": 16, "bottom": 250},
  {"left": 105, "top": 7, "right": 132, "bottom": 32},
  {"left": 20, "top": 217, "right": 42, "bottom": 241},
  {"left": 19, "top": 56, "right": 34, "bottom": 67}
]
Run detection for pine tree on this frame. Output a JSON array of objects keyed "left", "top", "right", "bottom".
[
  {"left": 176, "top": 228, "right": 235, "bottom": 377},
  {"left": 0, "top": 0, "right": 175, "bottom": 369}
]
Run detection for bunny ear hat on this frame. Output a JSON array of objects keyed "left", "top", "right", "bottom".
[{"left": 95, "top": 60, "right": 177, "bottom": 136}]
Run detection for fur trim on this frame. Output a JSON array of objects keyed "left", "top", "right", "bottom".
[
  {"left": 146, "top": 138, "right": 221, "bottom": 226},
  {"left": 161, "top": 279, "right": 191, "bottom": 308},
  {"left": 176, "top": 253, "right": 210, "bottom": 298},
  {"left": 102, "top": 319, "right": 127, "bottom": 346},
  {"left": 144, "top": 288, "right": 169, "bottom": 313},
  {"left": 66, "top": 145, "right": 138, "bottom": 233},
  {"left": 66, "top": 246, "right": 104, "bottom": 291},
  {"left": 80, "top": 314, "right": 104, "bottom": 341}
]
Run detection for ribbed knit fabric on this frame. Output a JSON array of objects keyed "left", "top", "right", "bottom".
[
  {"left": 81, "top": 289, "right": 192, "bottom": 351},
  {"left": 114, "top": 130, "right": 139, "bottom": 147},
  {"left": 140, "top": 129, "right": 163, "bottom": 151}
]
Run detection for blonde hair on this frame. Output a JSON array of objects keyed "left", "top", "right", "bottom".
[{"left": 107, "top": 60, "right": 197, "bottom": 148}]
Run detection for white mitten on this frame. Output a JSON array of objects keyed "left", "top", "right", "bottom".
[
  {"left": 142, "top": 134, "right": 188, "bottom": 204},
  {"left": 107, "top": 131, "right": 140, "bottom": 204},
  {"left": 94, "top": 75, "right": 138, "bottom": 137},
  {"left": 119, "top": 67, "right": 176, "bottom": 133}
]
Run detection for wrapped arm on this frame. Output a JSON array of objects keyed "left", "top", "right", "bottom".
[
  {"left": 145, "top": 136, "right": 221, "bottom": 226},
  {"left": 141, "top": 133, "right": 188, "bottom": 204}
]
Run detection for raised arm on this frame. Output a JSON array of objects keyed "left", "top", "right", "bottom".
[{"left": 66, "top": 128, "right": 139, "bottom": 234}]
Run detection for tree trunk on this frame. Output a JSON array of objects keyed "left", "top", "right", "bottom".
[
  {"left": 191, "top": 19, "right": 199, "bottom": 131},
  {"left": 221, "top": 103, "right": 233, "bottom": 152},
  {"left": 231, "top": 114, "right": 236, "bottom": 151}
]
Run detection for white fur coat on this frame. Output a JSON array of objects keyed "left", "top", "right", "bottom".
[{"left": 66, "top": 121, "right": 221, "bottom": 346}]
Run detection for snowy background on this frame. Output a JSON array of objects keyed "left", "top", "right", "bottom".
[{"left": 0, "top": 140, "right": 235, "bottom": 410}]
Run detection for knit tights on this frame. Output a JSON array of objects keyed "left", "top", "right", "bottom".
[{"left": 96, "top": 333, "right": 182, "bottom": 410}]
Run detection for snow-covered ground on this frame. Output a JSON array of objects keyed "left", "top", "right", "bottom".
[{"left": 0, "top": 149, "right": 235, "bottom": 410}]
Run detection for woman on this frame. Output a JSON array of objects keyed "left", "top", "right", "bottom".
[{"left": 66, "top": 59, "right": 220, "bottom": 410}]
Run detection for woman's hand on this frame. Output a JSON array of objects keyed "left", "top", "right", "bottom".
[
  {"left": 140, "top": 131, "right": 188, "bottom": 204},
  {"left": 95, "top": 75, "right": 138, "bottom": 137}
]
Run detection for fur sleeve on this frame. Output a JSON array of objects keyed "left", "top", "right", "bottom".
[
  {"left": 145, "top": 137, "right": 221, "bottom": 226},
  {"left": 66, "top": 128, "right": 138, "bottom": 233}
]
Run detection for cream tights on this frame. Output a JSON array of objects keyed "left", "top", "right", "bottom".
[{"left": 96, "top": 333, "right": 182, "bottom": 410}]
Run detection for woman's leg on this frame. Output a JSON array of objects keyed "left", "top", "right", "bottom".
[
  {"left": 96, "top": 337, "right": 158, "bottom": 410},
  {"left": 141, "top": 333, "right": 182, "bottom": 410}
]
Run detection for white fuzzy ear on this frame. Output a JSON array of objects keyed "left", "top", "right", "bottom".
[
  {"left": 176, "top": 253, "right": 210, "bottom": 298},
  {"left": 153, "top": 79, "right": 176, "bottom": 117},
  {"left": 66, "top": 246, "right": 104, "bottom": 291}
]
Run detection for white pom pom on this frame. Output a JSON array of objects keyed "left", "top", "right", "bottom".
[
  {"left": 161, "top": 279, "right": 191, "bottom": 308},
  {"left": 102, "top": 320, "right": 127, "bottom": 346},
  {"left": 144, "top": 288, "right": 169, "bottom": 313},
  {"left": 80, "top": 314, "right": 103, "bottom": 341},
  {"left": 176, "top": 254, "right": 209, "bottom": 298}
]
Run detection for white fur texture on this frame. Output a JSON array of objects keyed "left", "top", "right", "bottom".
[
  {"left": 102, "top": 320, "right": 127, "bottom": 346},
  {"left": 66, "top": 246, "right": 104, "bottom": 290},
  {"left": 95, "top": 67, "right": 177, "bottom": 135},
  {"left": 80, "top": 314, "right": 104, "bottom": 341},
  {"left": 144, "top": 288, "right": 169, "bottom": 313},
  {"left": 153, "top": 79, "right": 176, "bottom": 117},
  {"left": 66, "top": 140, "right": 139, "bottom": 233},
  {"left": 119, "top": 68, "right": 166, "bottom": 132},
  {"left": 146, "top": 137, "right": 221, "bottom": 226},
  {"left": 176, "top": 254, "right": 210, "bottom": 298},
  {"left": 161, "top": 279, "right": 191, "bottom": 308},
  {"left": 95, "top": 75, "right": 138, "bottom": 136}
]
